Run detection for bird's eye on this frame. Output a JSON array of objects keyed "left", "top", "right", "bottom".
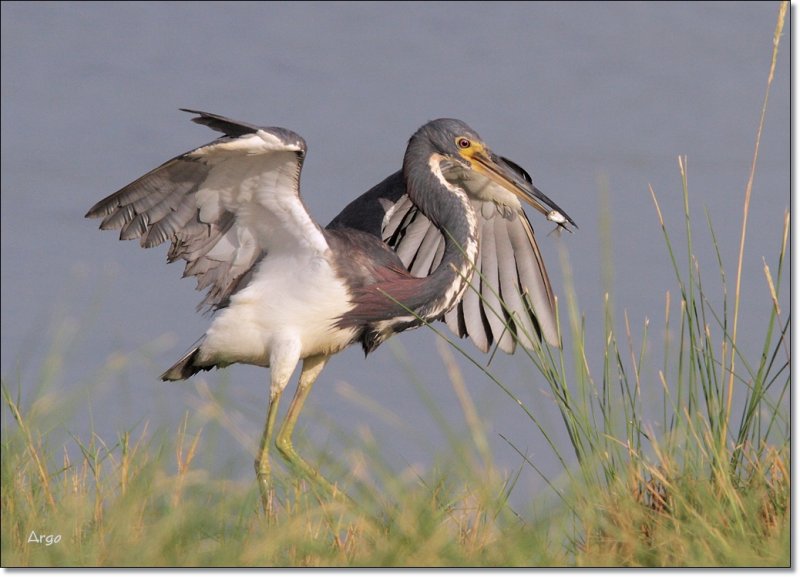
[{"left": 457, "top": 137, "right": 471, "bottom": 149}]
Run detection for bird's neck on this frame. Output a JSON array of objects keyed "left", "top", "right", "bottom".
[
  {"left": 338, "top": 155, "right": 480, "bottom": 355},
  {"left": 403, "top": 154, "right": 479, "bottom": 321}
]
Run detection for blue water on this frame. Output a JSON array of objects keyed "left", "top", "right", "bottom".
[{"left": 1, "top": 2, "right": 789, "bottom": 511}]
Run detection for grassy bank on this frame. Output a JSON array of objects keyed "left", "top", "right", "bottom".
[{"left": 1, "top": 3, "right": 788, "bottom": 567}]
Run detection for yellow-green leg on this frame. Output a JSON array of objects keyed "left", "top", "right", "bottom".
[
  {"left": 255, "top": 387, "right": 282, "bottom": 516},
  {"left": 275, "top": 354, "right": 339, "bottom": 496}
]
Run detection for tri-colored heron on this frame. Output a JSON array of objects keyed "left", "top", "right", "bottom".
[{"left": 86, "top": 110, "right": 575, "bottom": 512}]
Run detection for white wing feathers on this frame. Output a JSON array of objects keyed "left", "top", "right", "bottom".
[{"left": 86, "top": 112, "right": 321, "bottom": 312}]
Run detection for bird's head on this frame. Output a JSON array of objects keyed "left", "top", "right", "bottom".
[{"left": 406, "top": 118, "right": 575, "bottom": 229}]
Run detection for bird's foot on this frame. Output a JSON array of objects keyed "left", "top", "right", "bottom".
[{"left": 255, "top": 462, "right": 275, "bottom": 519}]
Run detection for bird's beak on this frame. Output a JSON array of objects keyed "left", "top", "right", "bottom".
[{"left": 466, "top": 148, "right": 577, "bottom": 229}]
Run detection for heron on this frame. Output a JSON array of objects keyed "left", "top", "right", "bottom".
[{"left": 85, "top": 109, "right": 575, "bottom": 512}]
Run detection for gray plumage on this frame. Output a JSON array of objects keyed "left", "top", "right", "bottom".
[
  {"left": 331, "top": 167, "right": 565, "bottom": 351},
  {"left": 86, "top": 109, "right": 575, "bottom": 508},
  {"left": 86, "top": 111, "right": 308, "bottom": 315}
]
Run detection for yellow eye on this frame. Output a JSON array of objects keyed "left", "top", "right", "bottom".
[{"left": 457, "top": 137, "right": 471, "bottom": 149}]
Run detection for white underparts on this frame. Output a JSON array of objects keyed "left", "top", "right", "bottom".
[{"left": 197, "top": 251, "right": 357, "bottom": 377}]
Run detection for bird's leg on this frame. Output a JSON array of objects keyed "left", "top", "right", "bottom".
[
  {"left": 275, "top": 354, "right": 339, "bottom": 496},
  {"left": 255, "top": 342, "right": 301, "bottom": 517},
  {"left": 255, "top": 387, "right": 282, "bottom": 517}
]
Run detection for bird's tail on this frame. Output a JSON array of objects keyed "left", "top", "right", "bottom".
[{"left": 161, "top": 347, "right": 204, "bottom": 381}]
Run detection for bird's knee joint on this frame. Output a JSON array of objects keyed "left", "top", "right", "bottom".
[
  {"left": 275, "top": 435, "right": 292, "bottom": 458},
  {"left": 255, "top": 456, "right": 269, "bottom": 476}
]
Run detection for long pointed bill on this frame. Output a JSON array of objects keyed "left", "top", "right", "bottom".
[{"left": 470, "top": 150, "right": 577, "bottom": 229}]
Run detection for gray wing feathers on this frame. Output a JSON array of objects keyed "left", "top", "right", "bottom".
[
  {"left": 384, "top": 194, "right": 416, "bottom": 239},
  {"left": 480, "top": 215, "right": 516, "bottom": 353},
  {"left": 506, "top": 214, "right": 558, "bottom": 346},
  {"left": 180, "top": 215, "right": 260, "bottom": 311},
  {"left": 369, "top": 193, "right": 558, "bottom": 351},
  {"left": 94, "top": 159, "right": 205, "bottom": 238},
  {"left": 394, "top": 212, "right": 432, "bottom": 270},
  {"left": 87, "top": 148, "right": 267, "bottom": 313},
  {"left": 461, "top": 252, "right": 490, "bottom": 352},
  {"left": 180, "top": 108, "right": 262, "bottom": 138},
  {"left": 409, "top": 223, "right": 445, "bottom": 277},
  {"left": 494, "top": 213, "right": 540, "bottom": 350},
  {"left": 328, "top": 170, "right": 406, "bottom": 237},
  {"left": 88, "top": 111, "right": 317, "bottom": 314}
]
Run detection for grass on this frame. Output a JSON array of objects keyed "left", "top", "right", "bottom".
[{"left": 1, "top": 3, "right": 788, "bottom": 567}]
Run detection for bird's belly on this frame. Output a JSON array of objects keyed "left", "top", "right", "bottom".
[{"left": 199, "top": 253, "right": 356, "bottom": 366}]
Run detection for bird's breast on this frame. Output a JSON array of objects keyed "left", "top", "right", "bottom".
[{"left": 198, "top": 251, "right": 358, "bottom": 367}]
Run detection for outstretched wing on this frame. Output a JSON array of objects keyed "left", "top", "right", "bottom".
[
  {"left": 86, "top": 109, "right": 322, "bottom": 312},
  {"left": 328, "top": 165, "right": 559, "bottom": 351}
]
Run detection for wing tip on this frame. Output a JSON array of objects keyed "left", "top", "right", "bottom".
[
  {"left": 161, "top": 347, "right": 204, "bottom": 381},
  {"left": 85, "top": 200, "right": 112, "bottom": 220},
  {"left": 179, "top": 108, "right": 260, "bottom": 138}
]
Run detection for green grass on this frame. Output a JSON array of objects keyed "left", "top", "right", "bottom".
[{"left": 1, "top": 3, "right": 788, "bottom": 567}]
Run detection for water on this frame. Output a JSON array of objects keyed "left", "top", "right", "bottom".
[{"left": 1, "top": 2, "right": 789, "bottom": 508}]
